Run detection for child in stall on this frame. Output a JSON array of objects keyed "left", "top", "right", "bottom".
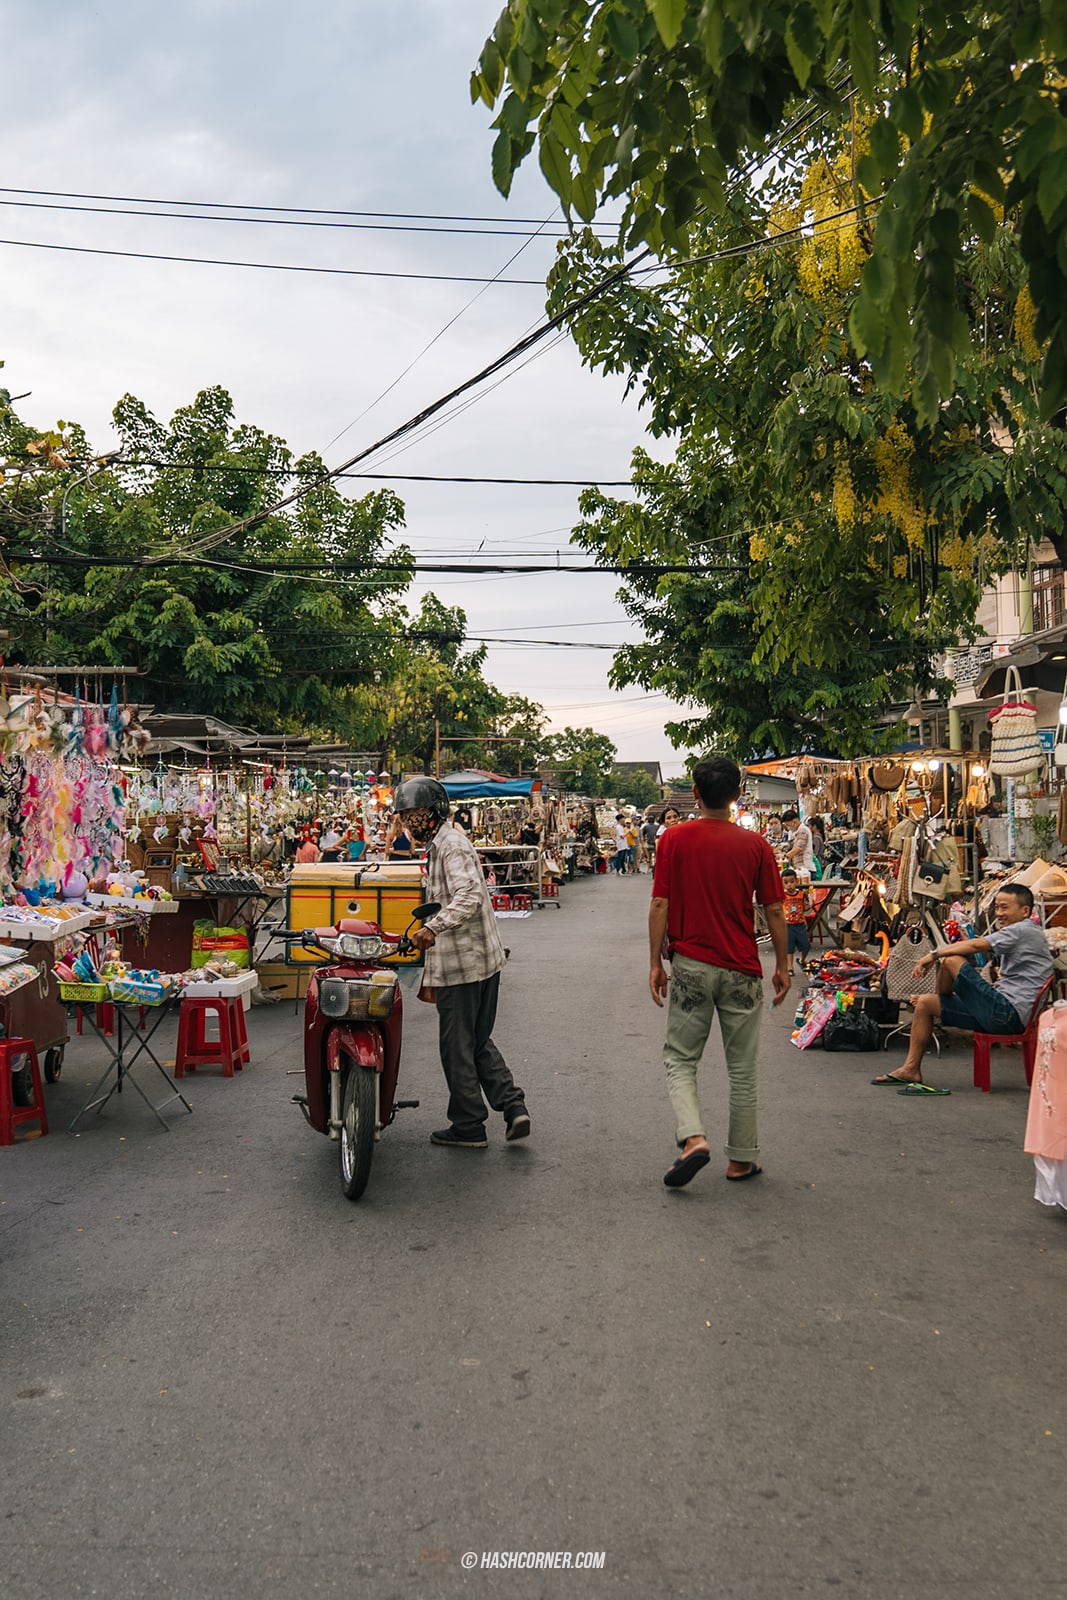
[{"left": 781, "top": 867, "right": 814, "bottom": 977}]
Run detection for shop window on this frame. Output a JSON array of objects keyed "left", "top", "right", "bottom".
[{"left": 1034, "top": 564, "right": 1067, "bottom": 632}]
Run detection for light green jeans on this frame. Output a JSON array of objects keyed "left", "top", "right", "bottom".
[{"left": 663, "top": 953, "right": 763, "bottom": 1162}]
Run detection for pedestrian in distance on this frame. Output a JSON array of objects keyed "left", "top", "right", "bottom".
[
  {"left": 613, "top": 813, "right": 629, "bottom": 874},
  {"left": 398, "top": 777, "right": 530, "bottom": 1149},
  {"left": 649, "top": 757, "right": 790, "bottom": 1188},
  {"left": 657, "top": 806, "right": 681, "bottom": 840},
  {"left": 782, "top": 808, "right": 814, "bottom": 880}
]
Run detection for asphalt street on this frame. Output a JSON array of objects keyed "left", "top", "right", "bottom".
[{"left": 2, "top": 872, "right": 1065, "bottom": 1600}]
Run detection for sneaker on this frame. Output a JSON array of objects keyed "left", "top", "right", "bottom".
[
  {"left": 504, "top": 1104, "right": 531, "bottom": 1142},
  {"left": 430, "top": 1126, "right": 487, "bottom": 1149}
]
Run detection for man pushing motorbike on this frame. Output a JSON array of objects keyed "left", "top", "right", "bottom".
[{"left": 395, "top": 777, "right": 531, "bottom": 1149}]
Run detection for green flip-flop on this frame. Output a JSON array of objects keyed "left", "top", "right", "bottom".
[{"left": 896, "top": 1082, "right": 950, "bottom": 1096}]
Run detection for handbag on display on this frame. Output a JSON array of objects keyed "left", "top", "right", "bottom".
[
  {"left": 914, "top": 861, "right": 948, "bottom": 899},
  {"left": 989, "top": 666, "right": 1043, "bottom": 777},
  {"left": 871, "top": 761, "right": 906, "bottom": 792},
  {"left": 884, "top": 913, "right": 939, "bottom": 1000}
]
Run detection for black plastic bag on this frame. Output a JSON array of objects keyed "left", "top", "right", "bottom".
[{"left": 821, "top": 1009, "right": 881, "bottom": 1052}]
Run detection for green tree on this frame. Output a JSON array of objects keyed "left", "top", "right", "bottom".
[
  {"left": 545, "top": 725, "right": 618, "bottom": 793},
  {"left": 341, "top": 595, "right": 528, "bottom": 773},
  {"left": 534, "top": 111, "right": 1064, "bottom": 757},
  {"left": 474, "top": 1, "right": 1067, "bottom": 420},
  {"left": 3, "top": 387, "right": 410, "bottom": 729},
  {"left": 606, "top": 763, "right": 662, "bottom": 807}
]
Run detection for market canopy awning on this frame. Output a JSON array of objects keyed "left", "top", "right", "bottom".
[{"left": 440, "top": 771, "right": 534, "bottom": 799}]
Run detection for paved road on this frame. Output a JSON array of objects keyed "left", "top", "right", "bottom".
[{"left": 2, "top": 873, "right": 1065, "bottom": 1599}]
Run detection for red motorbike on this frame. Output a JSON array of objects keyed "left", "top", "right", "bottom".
[{"left": 288, "top": 898, "right": 439, "bottom": 1201}]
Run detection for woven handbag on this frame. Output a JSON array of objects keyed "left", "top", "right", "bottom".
[
  {"left": 883, "top": 915, "right": 939, "bottom": 1000},
  {"left": 989, "top": 666, "right": 1043, "bottom": 777}
]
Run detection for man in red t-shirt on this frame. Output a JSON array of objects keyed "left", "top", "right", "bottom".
[{"left": 650, "top": 757, "right": 789, "bottom": 1188}]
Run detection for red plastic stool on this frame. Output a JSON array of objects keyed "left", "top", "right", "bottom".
[
  {"left": 0, "top": 1037, "right": 49, "bottom": 1146},
  {"left": 972, "top": 978, "right": 1053, "bottom": 1092},
  {"left": 543, "top": 881, "right": 559, "bottom": 898},
  {"left": 174, "top": 996, "right": 247, "bottom": 1078},
  {"left": 511, "top": 893, "right": 532, "bottom": 911},
  {"left": 491, "top": 894, "right": 512, "bottom": 910}
]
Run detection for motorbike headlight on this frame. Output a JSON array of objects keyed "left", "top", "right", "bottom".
[
  {"left": 318, "top": 973, "right": 398, "bottom": 1021},
  {"left": 336, "top": 933, "right": 385, "bottom": 960}
]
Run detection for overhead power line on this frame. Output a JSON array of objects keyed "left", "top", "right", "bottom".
[
  {"left": 0, "top": 235, "right": 544, "bottom": 286},
  {"left": 0, "top": 193, "right": 611, "bottom": 240},
  {"left": 51, "top": 457, "right": 645, "bottom": 487},
  {"left": 9, "top": 549, "right": 745, "bottom": 577},
  {"left": 0, "top": 186, "right": 619, "bottom": 229}
]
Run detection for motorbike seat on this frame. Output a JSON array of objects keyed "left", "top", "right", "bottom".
[{"left": 338, "top": 918, "right": 378, "bottom": 935}]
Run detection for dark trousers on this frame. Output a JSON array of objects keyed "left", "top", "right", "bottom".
[{"left": 436, "top": 972, "right": 524, "bottom": 1135}]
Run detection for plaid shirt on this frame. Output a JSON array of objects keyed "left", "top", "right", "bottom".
[{"left": 423, "top": 822, "right": 506, "bottom": 987}]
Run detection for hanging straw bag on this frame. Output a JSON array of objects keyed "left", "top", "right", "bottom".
[
  {"left": 883, "top": 910, "right": 939, "bottom": 1000},
  {"left": 989, "top": 666, "right": 1043, "bottom": 777}
]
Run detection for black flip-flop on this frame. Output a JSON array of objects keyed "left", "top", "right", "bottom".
[
  {"left": 663, "top": 1149, "right": 711, "bottom": 1188},
  {"left": 725, "top": 1164, "right": 763, "bottom": 1182},
  {"left": 871, "top": 1073, "right": 913, "bottom": 1086}
]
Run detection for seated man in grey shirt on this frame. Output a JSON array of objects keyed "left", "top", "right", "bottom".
[{"left": 873, "top": 882, "right": 1053, "bottom": 1093}]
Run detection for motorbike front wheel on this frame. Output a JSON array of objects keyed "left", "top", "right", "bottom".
[{"left": 338, "top": 1061, "right": 376, "bottom": 1201}]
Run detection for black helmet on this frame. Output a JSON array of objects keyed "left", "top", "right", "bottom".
[{"left": 393, "top": 776, "right": 451, "bottom": 825}]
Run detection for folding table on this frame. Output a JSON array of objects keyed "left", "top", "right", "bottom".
[{"left": 67, "top": 994, "right": 192, "bottom": 1132}]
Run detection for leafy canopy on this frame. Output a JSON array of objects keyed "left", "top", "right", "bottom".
[
  {"left": 474, "top": 0, "right": 1067, "bottom": 422},
  {"left": 549, "top": 115, "right": 1062, "bottom": 758}
]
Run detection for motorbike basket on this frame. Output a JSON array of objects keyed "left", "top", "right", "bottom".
[{"left": 319, "top": 971, "right": 398, "bottom": 1021}]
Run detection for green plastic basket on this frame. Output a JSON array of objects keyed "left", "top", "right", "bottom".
[{"left": 58, "top": 981, "right": 110, "bottom": 1004}]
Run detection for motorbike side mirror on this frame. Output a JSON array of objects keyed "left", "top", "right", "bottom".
[{"left": 411, "top": 902, "right": 441, "bottom": 922}]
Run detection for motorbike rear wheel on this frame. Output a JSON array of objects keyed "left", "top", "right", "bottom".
[{"left": 338, "top": 1060, "right": 376, "bottom": 1201}]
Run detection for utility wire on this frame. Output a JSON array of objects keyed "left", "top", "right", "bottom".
[
  {"left": 0, "top": 194, "right": 614, "bottom": 239},
  {"left": 323, "top": 211, "right": 557, "bottom": 453},
  {"left": 0, "top": 186, "right": 620, "bottom": 228},
  {"left": 9, "top": 550, "right": 745, "bottom": 577},
  {"left": 0, "top": 236, "right": 544, "bottom": 285},
  {"left": 59, "top": 461, "right": 648, "bottom": 486}
]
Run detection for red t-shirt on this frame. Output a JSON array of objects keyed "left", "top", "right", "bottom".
[{"left": 652, "top": 818, "right": 784, "bottom": 975}]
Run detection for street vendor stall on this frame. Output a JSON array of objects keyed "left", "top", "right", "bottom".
[{"left": 439, "top": 771, "right": 560, "bottom": 905}]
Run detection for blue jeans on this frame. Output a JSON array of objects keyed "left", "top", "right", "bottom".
[{"left": 939, "top": 961, "right": 1022, "bottom": 1033}]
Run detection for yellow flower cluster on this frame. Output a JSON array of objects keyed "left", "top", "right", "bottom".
[
  {"left": 832, "top": 449, "right": 856, "bottom": 527},
  {"left": 1014, "top": 284, "right": 1043, "bottom": 364},
  {"left": 940, "top": 533, "right": 973, "bottom": 571},
  {"left": 871, "top": 421, "right": 927, "bottom": 548},
  {"left": 795, "top": 156, "right": 867, "bottom": 299},
  {"left": 749, "top": 533, "right": 769, "bottom": 561}
]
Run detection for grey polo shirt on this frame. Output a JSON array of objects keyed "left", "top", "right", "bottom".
[{"left": 987, "top": 918, "right": 1054, "bottom": 1019}]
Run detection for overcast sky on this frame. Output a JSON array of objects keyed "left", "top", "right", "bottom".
[{"left": 3, "top": 0, "right": 694, "bottom": 771}]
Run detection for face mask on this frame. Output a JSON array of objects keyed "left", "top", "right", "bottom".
[{"left": 401, "top": 807, "right": 438, "bottom": 842}]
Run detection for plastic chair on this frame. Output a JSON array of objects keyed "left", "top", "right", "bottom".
[
  {"left": 175, "top": 995, "right": 248, "bottom": 1079},
  {"left": 972, "top": 978, "right": 1054, "bottom": 1093},
  {"left": 0, "top": 1037, "right": 49, "bottom": 1146}
]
